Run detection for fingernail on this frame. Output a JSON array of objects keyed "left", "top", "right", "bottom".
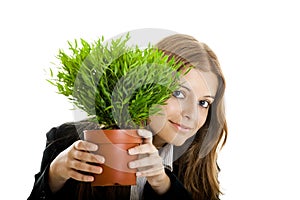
[
  {"left": 128, "top": 162, "right": 135, "bottom": 168},
  {"left": 138, "top": 129, "right": 151, "bottom": 137},
  {"left": 137, "top": 129, "right": 145, "bottom": 135},
  {"left": 97, "top": 155, "right": 105, "bottom": 163},
  {"left": 91, "top": 144, "right": 98, "bottom": 151},
  {"left": 88, "top": 176, "right": 94, "bottom": 182},
  {"left": 128, "top": 149, "right": 134, "bottom": 155}
]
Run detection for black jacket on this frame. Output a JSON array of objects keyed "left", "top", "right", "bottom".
[{"left": 28, "top": 123, "right": 193, "bottom": 200}]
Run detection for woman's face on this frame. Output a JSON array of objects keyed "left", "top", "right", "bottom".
[{"left": 149, "top": 68, "right": 218, "bottom": 146}]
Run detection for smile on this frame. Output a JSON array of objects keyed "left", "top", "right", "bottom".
[{"left": 169, "top": 120, "right": 192, "bottom": 132}]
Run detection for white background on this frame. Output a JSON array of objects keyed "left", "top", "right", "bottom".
[{"left": 1, "top": 0, "right": 299, "bottom": 199}]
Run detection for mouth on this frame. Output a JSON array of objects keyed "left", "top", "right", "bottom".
[{"left": 169, "top": 120, "right": 192, "bottom": 132}]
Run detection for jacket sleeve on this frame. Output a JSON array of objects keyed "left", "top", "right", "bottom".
[
  {"left": 27, "top": 124, "right": 79, "bottom": 200},
  {"left": 142, "top": 168, "right": 193, "bottom": 200}
]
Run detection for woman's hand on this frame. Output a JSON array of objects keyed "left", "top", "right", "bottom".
[
  {"left": 48, "top": 140, "right": 105, "bottom": 193},
  {"left": 128, "top": 129, "right": 171, "bottom": 195}
]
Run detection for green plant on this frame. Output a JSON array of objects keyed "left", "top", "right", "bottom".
[{"left": 48, "top": 33, "right": 182, "bottom": 129}]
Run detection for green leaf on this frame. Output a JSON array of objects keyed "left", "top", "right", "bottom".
[{"left": 47, "top": 33, "right": 181, "bottom": 129}]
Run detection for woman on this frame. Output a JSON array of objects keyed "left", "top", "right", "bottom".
[{"left": 28, "top": 34, "right": 227, "bottom": 200}]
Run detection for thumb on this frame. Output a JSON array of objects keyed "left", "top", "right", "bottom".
[{"left": 137, "top": 129, "right": 153, "bottom": 144}]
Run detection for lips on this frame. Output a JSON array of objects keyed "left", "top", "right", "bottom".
[{"left": 169, "top": 120, "right": 192, "bottom": 131}]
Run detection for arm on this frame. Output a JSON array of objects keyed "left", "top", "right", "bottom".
[
  {"left": 27, "top": 124, "right": 104, "bottom": 199},
  {"left": 28, "top": 125, "right": 76, "bottom": 200},
  {"left": 128, "top": 129, "right": 192, "bottom": 199}
]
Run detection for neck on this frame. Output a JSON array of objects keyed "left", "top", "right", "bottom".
[{"left": 153, "top": 135, "right": 167, "bottom": 149}]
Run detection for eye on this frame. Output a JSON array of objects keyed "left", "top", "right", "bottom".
[
  {"left": 172, "top": 90, "right": 185, "bottom": 99},
  {"left": 198, "top": 100, "right": 210, "bottom": 108}
]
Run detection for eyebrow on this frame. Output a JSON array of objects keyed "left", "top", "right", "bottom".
[
  {"left": 179, "top": 84, "right": 215, "bottom": 99},
  {"left": 179, "top": 84, "right": 191, "bottom": 91},
  {"left": 203, "top": 95, "right": 215, "bottom": 100}
]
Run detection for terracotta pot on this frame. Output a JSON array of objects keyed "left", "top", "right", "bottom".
[{"left": 84, "top": 129, "right": 142, "bottom": 186}]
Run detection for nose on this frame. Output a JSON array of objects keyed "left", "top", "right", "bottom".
[{"left": 180, "top": 99, "right": 198, "bottom": 121}]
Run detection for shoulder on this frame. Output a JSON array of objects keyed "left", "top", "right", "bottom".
[
  {"left": 45, "top": 123, "right": 79, "bottom": 144},
  {"left": 46, "top": 120, "right": 99, "bottom": 139},
  {"left": 45, "top": 120, "right": 100, "bottom": 147}
]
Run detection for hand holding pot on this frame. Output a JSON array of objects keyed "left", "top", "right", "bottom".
[
  {"left": 48, "top": 140, "right": 105, "bottom": 193},
  {"left": 128, "top": 129, "right": 171, "bottom": 195}
]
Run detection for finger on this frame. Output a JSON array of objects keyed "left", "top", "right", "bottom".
[
  {"left": 74, "top": 140, "right": 98, "bottom": 152},
  {"left": 69, "top": 159, "right": 103, "bottom": 175},
  {"left": 68, "top": 169, "right": 95, "bottom": 182},
  {"left": 136, "top": 166, "right": 165, "bottom": 177},
  {"left": 128, "top": 143, "right": 158, "bottom": 155},
  {"left": 137, "top": 129, "right": 153, "bottom": 143},
  {"left": 71, "top": 150, "right": 105, "bottom": 164},
  {"left": 128, "top": 155, "right": 162, "bottom": 169}
]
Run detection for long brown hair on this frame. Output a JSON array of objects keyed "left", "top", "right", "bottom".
[{"left": 156, "top": 34, "right": 227, "bottom": 200}]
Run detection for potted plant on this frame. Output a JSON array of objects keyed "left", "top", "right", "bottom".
[{"left": 47, "top": 33, "right": 181, "bottom": 186}]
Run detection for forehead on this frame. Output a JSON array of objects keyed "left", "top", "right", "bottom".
[{"left": 180, "top": 68, "right": 218, "bottom": 97}]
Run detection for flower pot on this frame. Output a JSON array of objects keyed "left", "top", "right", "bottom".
[{"left": 84, "top": 129, "right": 143, "bottom": 186}]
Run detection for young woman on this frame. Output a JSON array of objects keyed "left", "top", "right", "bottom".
[{"left": 28, "top": 34, "right": 227, "bottom": 200}]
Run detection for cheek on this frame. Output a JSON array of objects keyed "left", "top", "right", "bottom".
[
  {"left": 148, "top": 107, "right": 167, "bottom": 134},
  {"left": 164, "top": 97, "right": 183, "bottom": 114},
  {"left": 196, "top": 109, "right": 209, "bottom": 129},
  {"left": 148, "top": 100, "right": 180, "bottom": 134}
]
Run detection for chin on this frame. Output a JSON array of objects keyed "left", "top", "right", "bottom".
[{"left": 172, "top": 138, "right": 186, "bottom": 146}]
